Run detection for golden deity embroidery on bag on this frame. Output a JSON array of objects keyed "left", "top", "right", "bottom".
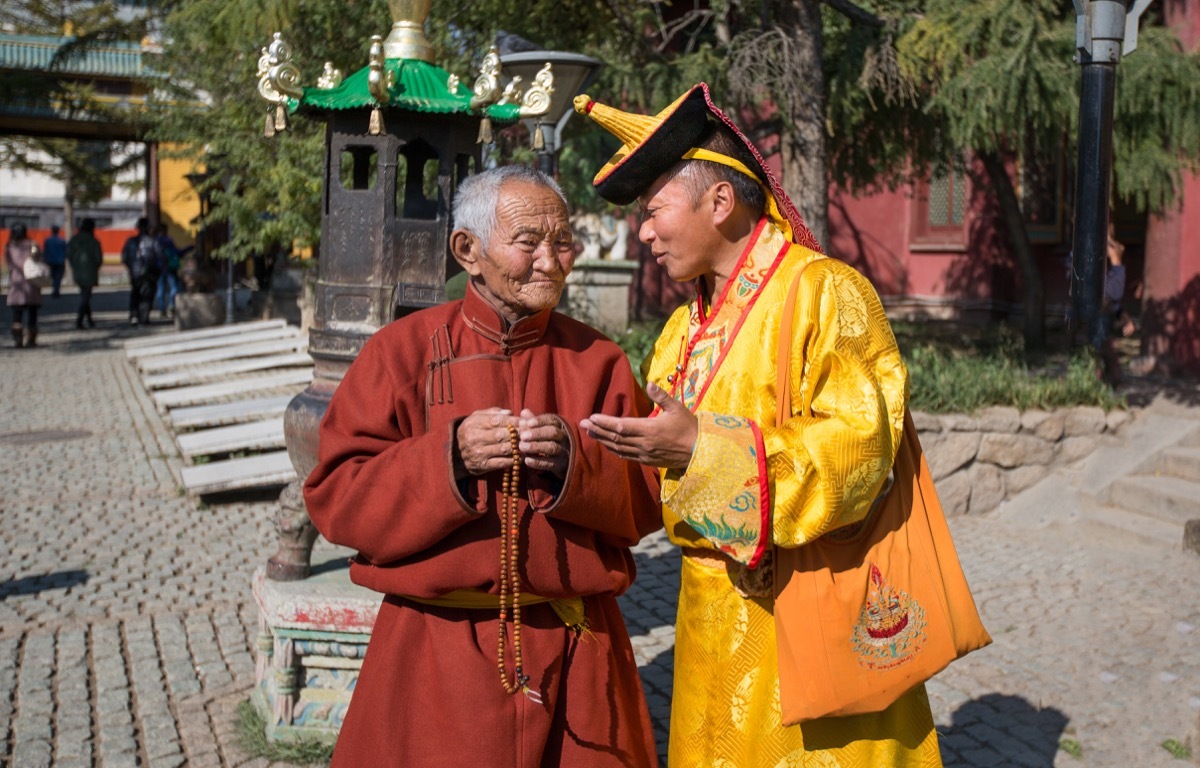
[{"left": 851, "top": 563, "right": 929, "bottom": 670}]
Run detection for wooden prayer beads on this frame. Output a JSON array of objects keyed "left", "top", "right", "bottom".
[{"left": 497, "top": 424, "right": 529, "bottom": 695}]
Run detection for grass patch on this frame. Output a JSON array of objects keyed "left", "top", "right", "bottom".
[
  {"left": 1161, "top": 739, "right": 1192, "bottom": 759},
  {"left": 234, "top": 699, "right": 334, "bottom": 765},
  {"left": 902, "top": 344, "right": 1122, "bottom": 414},
  {"left": 1059, "top": 736, "right": 1083, "bottom": 758},
  {"left": 614, "top": 319, "right": 668, "bottom": 382},
  {"left": 894, "top": 320, "right": 1123, "bottom": 413}
]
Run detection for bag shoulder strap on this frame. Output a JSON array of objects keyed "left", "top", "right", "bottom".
[{"left": 775, "top": 257, "right": 823, "bottom": 427}]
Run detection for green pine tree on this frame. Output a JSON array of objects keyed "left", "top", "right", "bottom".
[{"left": 891, "top": 0, "right": 1200, "bottom": 351}]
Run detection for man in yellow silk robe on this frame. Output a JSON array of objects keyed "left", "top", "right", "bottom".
[{"left": 576, "top": 84, "right": 943, "bottom": 767}]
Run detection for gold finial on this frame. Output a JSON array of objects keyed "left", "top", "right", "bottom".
[
  {"left": 469, "top": 46, "right": 502, "bottom": 110},
  {"left": 367, "top": 35, "right": 393, "bottom": 105},
  {"left": 518, "top": 63, "right": 553, "bottom": 118},
  {"left": 256, "top": 32, "right": 303, "bottom": 137},
  {"left": 384, "top": 0, "right": 434, "bottom": 62}
]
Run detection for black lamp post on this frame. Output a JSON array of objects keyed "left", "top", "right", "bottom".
[
  {"left": 499, "top": 47, "right": 601, "bottom": 176},
  {"left": 1070, "top": 0, "right": 1154, "bottom": 344}
]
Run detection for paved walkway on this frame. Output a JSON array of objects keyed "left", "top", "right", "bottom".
[{"left": 2, "top": 287, "right": 1200, "bottom": 767}]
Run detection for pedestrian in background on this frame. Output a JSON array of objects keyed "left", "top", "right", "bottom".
[
  {"left": 121, "top": 217, "right": 162, "bottom": 326},
  {"left": 42, "top": 224, "right": 68, "bottom": 298},
  {"left": 154, "top": 224, "right": 182, "bottom": 319},
  {"left": 1094, "top": 232, "right": 1131, "bottom": 387},
  {"left": 5, "top": 223, "right": 43, "bottom": 348},
  {"left": 67, "top": 218, "right": 103, "bottom": 329}
]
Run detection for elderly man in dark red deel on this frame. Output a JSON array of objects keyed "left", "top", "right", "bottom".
[{"left": 304, "top": 165, "right": 663, "bottom": 768}]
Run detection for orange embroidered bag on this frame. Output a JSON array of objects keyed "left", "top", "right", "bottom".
[{"left": 771, "top": 261, "right": 992, "bottom": 724}]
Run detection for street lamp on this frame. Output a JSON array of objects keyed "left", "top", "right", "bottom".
[
  {"left": 499, "top": 46, "right": 601, "bottom": 176},
  {"left": 1070, "top": 0, "right": 1154, "bottom": 346}
]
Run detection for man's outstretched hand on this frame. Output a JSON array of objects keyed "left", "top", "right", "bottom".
[{"left": 581, "top": 381, "right": 697, "bottom": 469}]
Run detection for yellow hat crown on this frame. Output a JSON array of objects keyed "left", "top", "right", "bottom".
[{"left": 574, "top": 94, "right": 670, "bottom": 150}]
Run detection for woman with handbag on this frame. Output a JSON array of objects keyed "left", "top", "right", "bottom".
[
  {"left": 5, "top": 223, "right": 44, "bottom": 349},
  {"left": 578, "top": 85, "right": 989, "bottom": 767}
]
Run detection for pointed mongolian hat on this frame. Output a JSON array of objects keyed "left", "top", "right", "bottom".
[{"left": 573, "top": 82, "right": 822, "bottom": 253}]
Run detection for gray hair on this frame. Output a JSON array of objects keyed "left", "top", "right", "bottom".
[{"left": 452, "top": 165, "right": 569, "bottom": 250}]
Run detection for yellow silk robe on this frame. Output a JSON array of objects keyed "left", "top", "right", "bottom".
[{"left": 643, "top": 219, "right": 942, "bottom": 767}]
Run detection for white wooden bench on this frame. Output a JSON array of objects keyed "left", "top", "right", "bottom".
[
  {"left": 143, "top": 353, "right": 313, "bottom": 390},
  {"left": 127, "top": 327, "right": 300, "bottom": 360},
  {"left": 180, "top": 450, "right": 296, "bottom": 496},
  {"left": 123, "top": 319, "right": 287, "bottom": 352},
  {"left": 137, "top": 337, "right": 309, "bottom": 373},
  {"left": 176, "top": 417, "right": 287, "bottom": 460},
  {"left": 168, "top": 395, "right": 295, "bottom": 430},
  {"left": 153, "top": 369, "right": 313, "bottom": 411}
]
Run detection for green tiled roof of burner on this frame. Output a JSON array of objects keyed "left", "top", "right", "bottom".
[{"left": 293, "top": 57, "right": 520, "bottom": 124}]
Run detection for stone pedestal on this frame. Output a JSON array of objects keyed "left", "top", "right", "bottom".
[
  {"left": 173, "top": 293, "right": 225, "bottom": 330},
  {"left": 251, "top": 547, "right": 379, "bottom": 742},
  {"left": 561, "top": 258, "right": 637, "bottom": 336}
]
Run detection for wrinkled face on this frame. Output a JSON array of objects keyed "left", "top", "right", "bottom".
[
  {"left": 637, "top": 173, "right": 718, "bottom": 285},
  {"left": 466, "top": 181, "right": 574, "bottom": 322}
]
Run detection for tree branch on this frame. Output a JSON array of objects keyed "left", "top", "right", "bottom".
[{"left": 821, "top": 0, "right": 885, "bottom": 28}]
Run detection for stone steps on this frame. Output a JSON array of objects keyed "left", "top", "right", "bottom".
[
  {"left": 1075, "top": 420, "right": 1200, "bottom": 549},
  {"left": 1160, "top": 446, "right": 1200, "bottom": 481},
  {"left": 1064, "top": 502, "right": 1183, "bottom": 548},
  {"left": 1106, "top": 474, "right": 1200, "bottom": 526}
]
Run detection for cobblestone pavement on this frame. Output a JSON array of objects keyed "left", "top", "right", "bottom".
[{"left": 3, "top": 288, "right": 1200, "bottom": 767}]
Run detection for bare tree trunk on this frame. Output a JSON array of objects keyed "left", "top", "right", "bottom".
[
  {"left": 980, "top": 150, "right": 1045, "bottom": 352},
  {"left": 62, "top": 197, "right": 75, "bottom": 240},
  {"left": 778, "top": 0, "right": 829, "bottom": 248},
  {"left": 61, "top": 168, "right": 76, "bottom": 239}
]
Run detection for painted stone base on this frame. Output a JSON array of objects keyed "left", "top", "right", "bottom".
[
  {"left": 561, "top": 258, "right": 637, "bottom": 336},
  {"left": 251, "top": 547, "right": 380, "bottom": 743}
]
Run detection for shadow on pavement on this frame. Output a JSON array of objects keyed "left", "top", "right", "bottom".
[
  {"left": 197, "top": 486, "right": 289, "bottom": 506},
  {"left": 2, "top": 285, "right": 181, "bottom": 354},
  {"left": 1123, "top": 374, "right": 1200, "bottom": 409},
  {"left": 939, "top": 693, "right": 1069, "bottom": 767},
  {"left": 0, "top": 569, "right": 90, "bottom": 599}
]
